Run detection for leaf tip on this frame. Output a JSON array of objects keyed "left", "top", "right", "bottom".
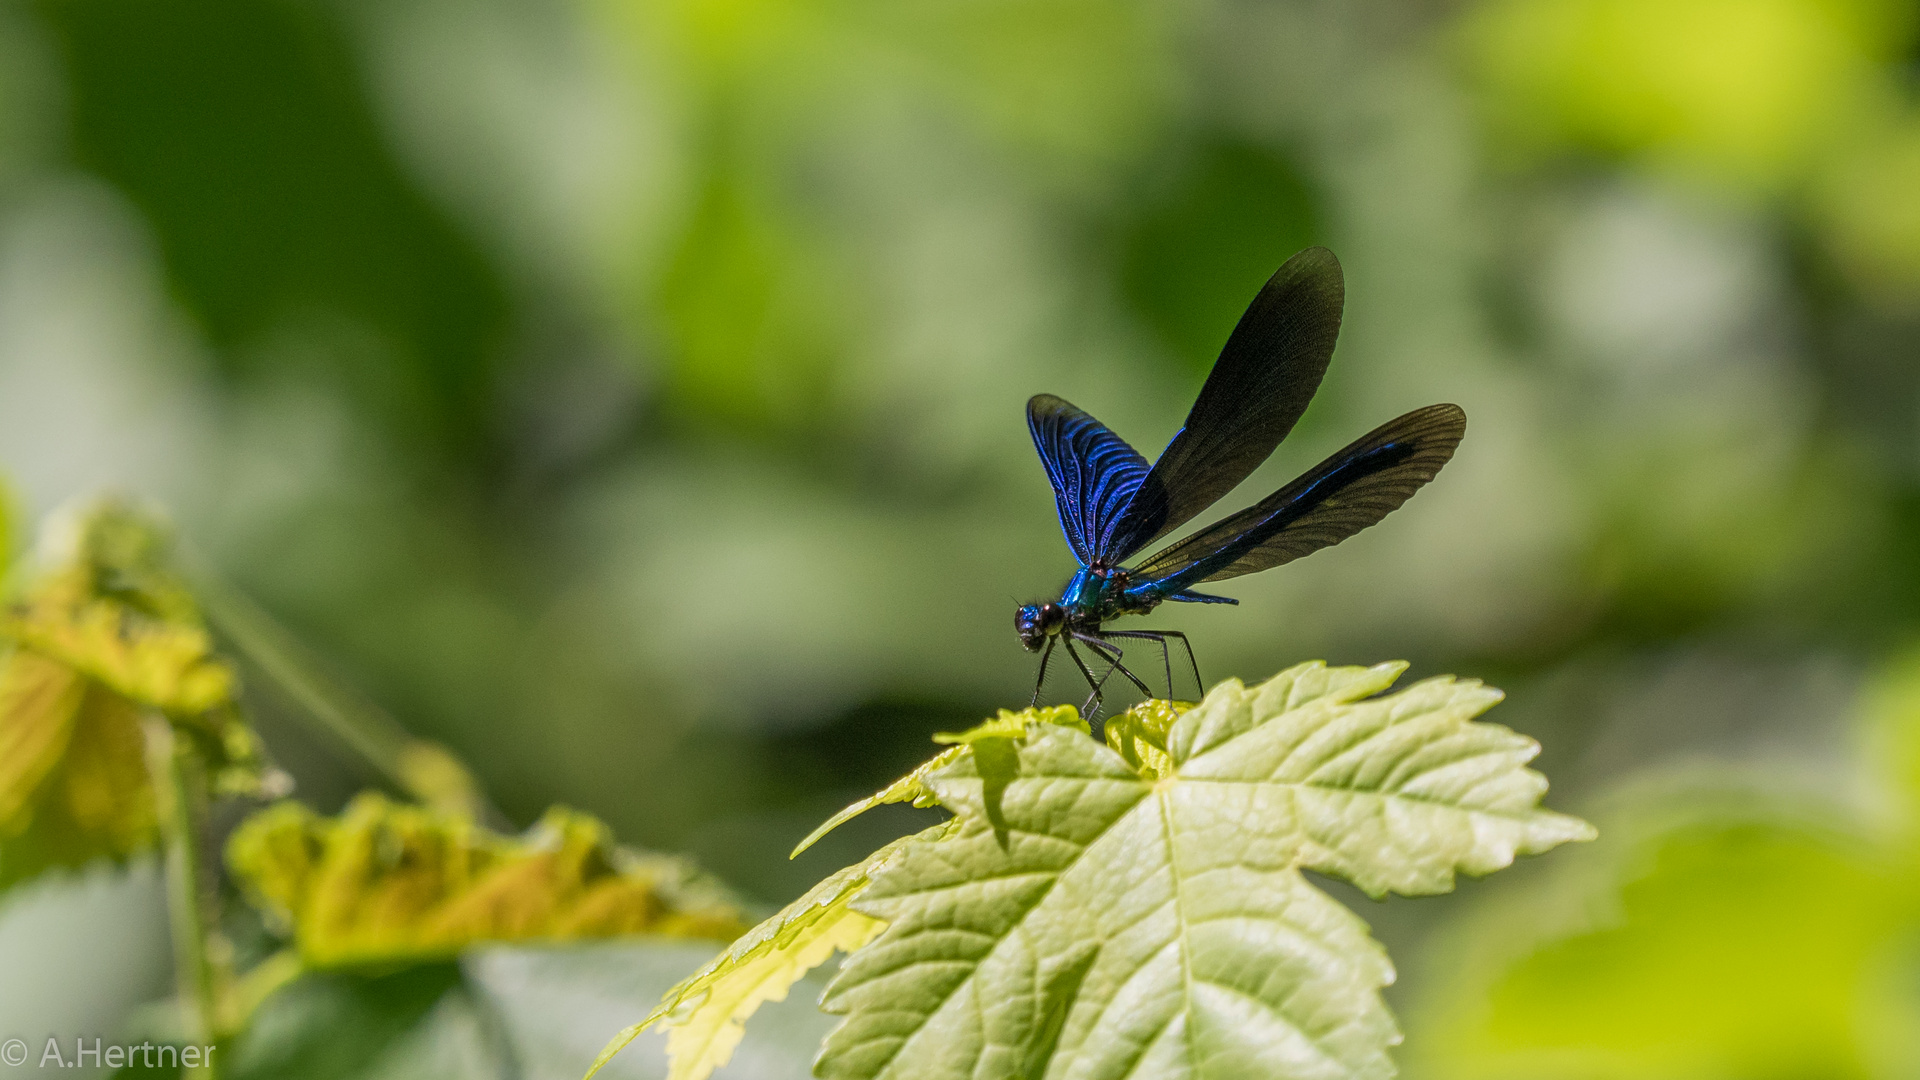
[
  {"left": 790, "top": 818, "right": 839, "bottom": 860},
  {"left": 1541, "top": 811, "right": 1600, "bottom": 846},
  {"left": 582, "top": 1021, "right": 651, "bottom": 1080},
  {"left": 1372, "top": 658, "right": 1413, "bottom": 680}
]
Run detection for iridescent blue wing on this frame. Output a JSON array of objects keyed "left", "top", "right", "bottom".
[
  {"left": 1130, "top": 403, "right": 1465, "bottom": 589},
  {"left": 1097, "top": 247, "right": 1344, "bottom": 563},
  {"left": 1027, "top": 394, "right": 1151, "bottom": 567}
]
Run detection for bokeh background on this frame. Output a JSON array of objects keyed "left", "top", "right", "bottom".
[{"left": 4, "top": 0, "right": 1920, "bottom": 1075}]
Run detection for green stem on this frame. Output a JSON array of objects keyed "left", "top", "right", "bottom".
[
  {"left": 190, "top": 574, "right": 412, "bottom": 783},
  {"left": 145, "top": 716, "right": 221, "bottom": 1079},
  {"left": 185, "top": 564, "right": 501, "bottom": 824}
]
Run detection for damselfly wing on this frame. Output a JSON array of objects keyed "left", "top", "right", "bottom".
[{"left": 1016, "top": 247, "right": 1465, "bottom": 712}]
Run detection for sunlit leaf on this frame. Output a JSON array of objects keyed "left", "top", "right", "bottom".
[
  {"left": 227, "top": 793, "right": 749, "bottom": 969},
  {"left": 1101, "top": 697, "right": 1188, "bottom": 777},
  {"left": 792, "top": 704, "right": 1083, "bottom": 858},
  {"left": 816, "top": 661, "right": 1594, "bottom": 1080},
  {"left": 589, "top": 825, "right": 949, "bottom": 1080},
  {"left": 933, "top": 704, "right": 1086, "bottom": 746}
]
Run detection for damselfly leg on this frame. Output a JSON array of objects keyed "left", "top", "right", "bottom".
[
  {"left": 1073, "top": 632, "right": 1152, "bottom": 698},
  {"left": 1032, "top": 627, "right": 1189, "bottom": 716},
  {"left": 1060, "top": 637, "right": 1118, "bottom": 717},
  {"left": 1029, "top": 637, "right": 1057, "bottom": 706},
  {"left": 1098, "top": 629, "right": 1202, "bottom": 700}
]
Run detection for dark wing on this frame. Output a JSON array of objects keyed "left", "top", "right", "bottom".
[
  {"left": 1130, "top": 404, "right": 1466, "bottom": 588},
  {"left": 1027, "top": 394, "right": 1151, "bottom": 567},
  {"left": 1096, "top": 246, "right": 1345, "bottom": 563}
]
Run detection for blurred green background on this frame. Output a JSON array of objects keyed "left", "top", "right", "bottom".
[{"left": 4, "top": 0, "right": 1920, "bottom": 1075}]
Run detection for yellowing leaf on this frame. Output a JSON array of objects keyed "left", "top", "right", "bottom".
[
  {"left": 0, "top": 500, "right": 267, "bottom": 818},
  {"left": 2, "top": 498, "right": 237, "bottom": 717},
  {"left": 0, "top": 650, "right": 87, "bottom": 830},
  {"left": 227, "top": 793, "right": 748, "bottom": 968},
  {"left": 791, "top": 705, "right": 1083, "bottom": 858},
  {"left": 590, "top": 825, "right": 947, "bottom": 1080},
  {"left": 4, "top": 595, "right": 233, "bottom": 715},
  {"left": 0, "top": 648, "right": 159, "bottom": 889},
  {"left": 52, "top": 679, "right": 153, "bottom": 842},
  {"left": 395, "top": 740, "right": 489, "bottom": 820},
  {"left": 660, "top": 903, "right": 882, "bottom": 1080}
]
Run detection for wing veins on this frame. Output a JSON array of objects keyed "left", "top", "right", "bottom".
[{"left": 1028, "top": 394, "right": 1151, "bottom": 567}]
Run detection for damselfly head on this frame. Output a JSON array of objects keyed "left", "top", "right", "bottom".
[{"left": 1014, "top": 602, "right": 1065, "bottom": 651}]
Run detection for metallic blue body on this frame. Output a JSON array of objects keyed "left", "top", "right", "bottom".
[{"left": 1053, "top": 565, "right": 1235, "bottom": 632}]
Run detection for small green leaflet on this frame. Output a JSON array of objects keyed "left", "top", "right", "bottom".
[
  {"left": 816, "top": 660, "right": 1595, "bottom": 1080},
  {"left": 792, "top": 705, "right": 1085, "bottom": 858},
  {"left": 597, "top": 705, "right": 1085, "bottom": 1080},
  {"left": 585, "top": 825, "right": 946, "bottom": 1080}
]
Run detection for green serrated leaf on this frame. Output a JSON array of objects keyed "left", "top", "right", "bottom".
[
  {"left": 933, "top": 704, "right": 1086, "bottom": 746},
  {"left": 817, "top": 660, "right": 1594, "bottom": 1080},
  {"left": 591, "top": 823, "right": 952, "bottom": 1080},
  {"left": 791, "top": 705, "right": 1084, "bottom": 858}
]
